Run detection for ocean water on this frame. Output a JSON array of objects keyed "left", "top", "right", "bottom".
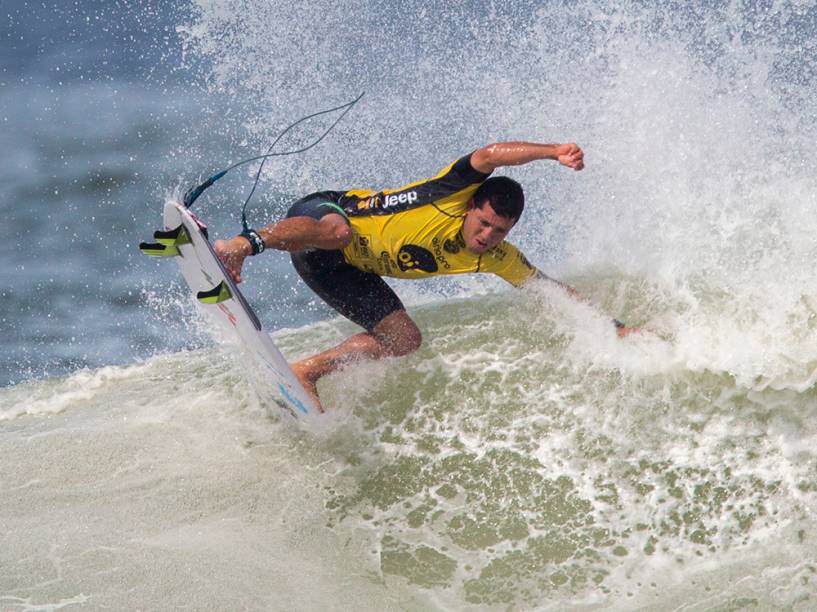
[{"left": 3, "top": 0, "right": 817, "bottom": 610}]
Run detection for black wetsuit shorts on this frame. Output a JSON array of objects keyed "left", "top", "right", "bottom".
[{"left": 286, "top": 192, "right": 405, "bottom": 332}]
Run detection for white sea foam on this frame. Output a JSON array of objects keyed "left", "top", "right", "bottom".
[{"left": 0, "top": 362, "right": 154, "bottom": 421}]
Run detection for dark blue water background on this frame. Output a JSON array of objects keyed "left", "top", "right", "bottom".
[{"left": 1, "top": 0, "right": 337, "bottom": 386}]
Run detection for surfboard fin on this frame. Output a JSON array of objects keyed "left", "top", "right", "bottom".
[
  {"left": 197, "top": 281, "right": 232, "bottom": 304},
  {"left": 154, "top": 225, "right": 191, "bottom": 246},
  {"left": 139, "top": 242, "right": 180, "bottom": 257}
]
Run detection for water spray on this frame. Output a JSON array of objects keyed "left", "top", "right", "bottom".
[{"left": 181, "top": 92, "right": 365, "bottom": 234}]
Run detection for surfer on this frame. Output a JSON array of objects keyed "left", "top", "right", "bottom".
[{"left": 215, "top": 141, "right": 636, "bottom": 409}]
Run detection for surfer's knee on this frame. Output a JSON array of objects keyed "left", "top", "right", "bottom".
[
  {"left": 392, "top": 324, "right": 422, "bottom": 356},
  {"left": 374, "top": 311, "right": 422, "bottom": 357}
]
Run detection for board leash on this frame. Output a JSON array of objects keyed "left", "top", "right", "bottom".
[
  {"left": 182, "top": 92, "right": 365, "bottom": 235},
  {"left": 140, "top": 93, "right": 364, "bottom": 259}
]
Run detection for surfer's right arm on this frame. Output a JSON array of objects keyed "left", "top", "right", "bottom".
[{"left": 215, "top": 215, "right": 352, "bottom": 284}]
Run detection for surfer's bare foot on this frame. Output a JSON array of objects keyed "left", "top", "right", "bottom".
[
  {"left": 214, "top": 237, "right": 251, "bottom": 284},
  {"left": 291, "top": 361, "right": 324, "bottom": 413}
]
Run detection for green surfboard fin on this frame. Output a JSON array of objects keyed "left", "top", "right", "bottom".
[
  {"left": 139, "top": 242, "right": 180, "bottom": 257},
  {"left": 153, "top": 225, "right": 191, "bottom": 246},
  {"left": 197, "top": 281, "right": 232, "bottom": 304}
]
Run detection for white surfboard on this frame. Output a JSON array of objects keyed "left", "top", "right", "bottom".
[{"left": 154, "top": 200, "right": 323, "bottom": 428}]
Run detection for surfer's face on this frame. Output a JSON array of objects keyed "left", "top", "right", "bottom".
[{"left": 462, "top": 201, "right": 516, "bottom": 254}]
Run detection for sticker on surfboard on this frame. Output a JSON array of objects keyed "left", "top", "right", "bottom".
[{"left": 141, "top": 200, "right": 323, "bottom": 428}]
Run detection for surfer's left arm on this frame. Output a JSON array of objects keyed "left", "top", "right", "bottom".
[
  {"left": 470, "top": 142, "right": 584, "bottom": 173},
  {"left": 524, "top": 269, "right": 637, "bottom": 338}
]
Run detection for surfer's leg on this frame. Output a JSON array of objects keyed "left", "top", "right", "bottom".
[
  {"left": 292, "top": 310, "right": 420, "bottom": 371},
  {"left": 291, "top": 310, "right": 422, "bottom": 404},
  {"left": 289, "top": 248, "right": 419, "bottom": 407}
]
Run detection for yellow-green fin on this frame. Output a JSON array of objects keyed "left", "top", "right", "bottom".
[
  {"left": 139, "top": 242, "right": 179, "bottom": 257},
  {"left": 197, "top": 281, "right": 232, "bottom": 304},
  {"left": 154, "top": 225, "right": 191, "bottom": 246}
]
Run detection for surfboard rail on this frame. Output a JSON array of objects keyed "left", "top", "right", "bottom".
[{"left": 159, "top": 200, "right": 323, "bottom": 428}]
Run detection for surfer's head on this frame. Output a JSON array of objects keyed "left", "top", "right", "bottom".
[
  {"left": 473, "top": 176, "right": 524, "bottom": 221},
  {"left": 462, "top": 177, "right": 524, "bottom": 254}
]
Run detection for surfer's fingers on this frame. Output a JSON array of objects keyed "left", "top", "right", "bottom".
[
  {"left": 565, "top": 157, "right": 584, "bottom": 170},
  {"left": 558, "top": 147, "right": 584, "bottom": 170}
]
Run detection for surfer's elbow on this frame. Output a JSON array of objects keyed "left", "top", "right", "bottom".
[{"left": 329, "top": 223, "right": 352, "bottom": 249}]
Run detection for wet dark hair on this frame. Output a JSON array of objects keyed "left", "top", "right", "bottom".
[{"left": 472, "top": 176, "right": 524, "bottom": 220}]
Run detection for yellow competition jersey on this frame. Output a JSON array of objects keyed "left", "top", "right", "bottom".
[{"left": 335, "top": 154, "right": 536, "bottom": 287}]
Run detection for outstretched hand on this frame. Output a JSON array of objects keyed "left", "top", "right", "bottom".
[
  {"left": 214, "top": 237, "right": 251, "bottom": 284},
  {"left": 556, "top": 143, "right": 584, "bottom": 171}
]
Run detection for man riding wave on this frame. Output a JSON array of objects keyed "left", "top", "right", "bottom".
[{"left": 215, "top": 141, "right": 636, "bottom": 409}]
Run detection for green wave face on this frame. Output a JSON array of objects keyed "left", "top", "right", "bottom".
[{"left": 305, "top": 290, "right": 817, "bottom": 608}]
